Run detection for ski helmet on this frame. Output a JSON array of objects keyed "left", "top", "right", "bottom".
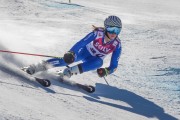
[{"left": 104, "top": 16, "right": 122, "bottom": 28}]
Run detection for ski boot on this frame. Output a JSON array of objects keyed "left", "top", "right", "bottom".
[
  {"left": 22, "top": 60, "right": 51, "bottom": 75},
  {"left": 57, "top": 65, "right": 81, "bottom": 80}
]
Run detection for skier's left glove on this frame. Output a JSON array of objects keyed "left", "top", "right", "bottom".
[{"left": 97, "top": 68, "right": 109, "bottom": 77}]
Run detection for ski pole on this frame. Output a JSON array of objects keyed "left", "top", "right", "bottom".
[
  {"left": 103, "top": 77, "right": 110, "bottom": 86},
  {"left": 0, "top": 50, "right": 61, "bottom": 58}
]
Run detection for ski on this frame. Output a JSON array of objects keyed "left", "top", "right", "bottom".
[
  {"left": 76, "top": 83, "right": 95, "bottom": 93},
  {"left": 34, "top": 77, "right": 51, "bottom": 87},
  {"left": 59, "top": 78, "right": 95, "bottom": 93},
  {"left": 34, "top": 77, "right": 95, "bottom": 93},
  {"left": 21, "top": 68, "right": 95, "bottom": 92},
  {"left": 21, "top": 68, "right": 51, "bottom": 87}
]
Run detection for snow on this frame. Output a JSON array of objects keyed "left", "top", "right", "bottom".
[{"left": 0, "top": 0, "right": 180, "bottom": 119}]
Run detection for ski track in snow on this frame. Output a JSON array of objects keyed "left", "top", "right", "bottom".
[{"left": 0, "top": 0, "right": 180, "bottom": 119}]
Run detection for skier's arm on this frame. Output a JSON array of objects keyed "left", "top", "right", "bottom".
[
  {"left": 107, "top": 43, "right": 122, "bottom": 74},
  {"left": 63, "top": 31, "right": 97, "bottom": 64},
  {"left": 97, "top": 43, "right": 121, "bottom": 77},
  {"left": 70, "top": 32, "right": 97, "bottom": 55}
]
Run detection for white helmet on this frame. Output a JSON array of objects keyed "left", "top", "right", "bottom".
[{"left": 104, "top": 16, "right": 122, "bottom": 28}]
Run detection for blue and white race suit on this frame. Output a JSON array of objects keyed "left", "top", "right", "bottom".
[{"left": 47, "top": 28, "right": 122, "bottom": 74}]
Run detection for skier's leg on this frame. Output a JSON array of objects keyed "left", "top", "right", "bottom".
[
  {"left": 80, "top": 56, "right": 103, "bottom": 72},
  {"left": 22, "top": 48, "right": 88, "bottom": 75},
  {"left": 22, "top": 57, "right": 68, "bottom": 75},
  {"left": 46, "top": 58, "right": 67, "bottom": 67},
  {"left": 46, "top": 47, "right": 91, "bottom": 67},
  {"left": 57, "top": 47, "right": 95, "bottom": 79},
  {"left": 22, "top": 60, "right": 49, "bottom": 75},
  {"left": 58, "top": 56, "right": 103, "bottom": 79}
]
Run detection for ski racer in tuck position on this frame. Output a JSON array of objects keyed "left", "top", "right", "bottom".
[{"left": 22, "top": 15, "right": 122, "bottom": 80}]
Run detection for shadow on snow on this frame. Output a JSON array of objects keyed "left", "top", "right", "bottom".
[
  {"left": 155, "top": 67, "right": 180, "bottom": 76},
  {"left": 84, "top": 83, "right": 178, "bottom": 120}
]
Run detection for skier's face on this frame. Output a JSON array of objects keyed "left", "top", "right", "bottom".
[
  {"left": 107, "top": 32, "right": 117, "bottom": 40},
  {"left": 106, "top": 27, "right": 120, "bottom": 40}
]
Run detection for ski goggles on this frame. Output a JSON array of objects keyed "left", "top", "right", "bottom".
[{"left": 106, "top": 27, "right": 121, "bottom": 35}]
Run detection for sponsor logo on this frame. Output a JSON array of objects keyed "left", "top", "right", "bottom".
[
  {"left": 113, "top": 41, "right": 118, "bottom": 46},
  {"left": 94, "top": 42, "right": 111, "bottom": 53},
  {"left": 49, "top": 60, "right": 60, "bottom": 65}
]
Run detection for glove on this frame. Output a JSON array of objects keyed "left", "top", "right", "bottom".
[
  {"left": 97, "top": 68, "right": 109, "bottom": 77},
  {"left": 63, "top": 51, "right": 75, "bottom": 64}
]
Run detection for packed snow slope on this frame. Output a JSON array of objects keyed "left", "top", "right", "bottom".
[{"left": 0, "top": 0, "right": 180, "bottom": 120}]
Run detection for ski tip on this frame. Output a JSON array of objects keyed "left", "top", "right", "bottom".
[
  {"left": 87, "top": 85, "right": 95, "bottom": 93},
  {"left": 35, "top": 77, "right": 51, "bottom": 87},
  {"left": 44, "top": 79, "right": 51, "bottom": 87}
]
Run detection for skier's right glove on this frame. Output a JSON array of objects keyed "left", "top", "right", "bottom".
[
  {"left": 63, "top": 51, "right": 75, "bottom": 64},
  {"left": 97, "top": 68, "right": 109, "bottom": 77}
]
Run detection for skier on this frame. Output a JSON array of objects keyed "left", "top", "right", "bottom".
[{"left": 22, "top": 15, "right": 122, "bottom": 80}]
